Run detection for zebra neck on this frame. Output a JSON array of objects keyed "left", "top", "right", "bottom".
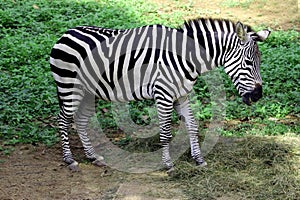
[{"left": 181, "top": 18, "right": 238, "bottom": 75}]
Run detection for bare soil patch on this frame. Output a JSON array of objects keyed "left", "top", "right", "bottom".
[
  {"left": 0, "top": 135, "right": 186, "bottom": 200},
  {"left": 155, "top": 0, "right": 299, "bottom": 30}
]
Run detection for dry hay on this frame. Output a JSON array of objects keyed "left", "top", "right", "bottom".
[{"left": 168, "top": 136, "right": 300, "bottom": 200}]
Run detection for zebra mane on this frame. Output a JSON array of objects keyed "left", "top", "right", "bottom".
[{"left": 182, "top": 18, "right": 254, "bottom": 34}]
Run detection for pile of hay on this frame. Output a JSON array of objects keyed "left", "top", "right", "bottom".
[{"left": 169, "top": 136, "right": 300, "bottom": 199}]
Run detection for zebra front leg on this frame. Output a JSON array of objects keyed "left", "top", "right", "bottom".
[
  {"left": 74, "top": 94, "right": 106, "bottom": 167},
  {"left": 155, "top": 96, "right": 175, "bottom": 171},
  {"left": 174, "top": 97, "right": 207, "bottom": 167}
]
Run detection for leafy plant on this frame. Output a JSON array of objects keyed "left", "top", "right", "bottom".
[{"left": 0, "top": 0, "right": 299, "bottom": 149}]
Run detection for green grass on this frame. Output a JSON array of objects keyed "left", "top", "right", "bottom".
[{"left": 0, "top": 0, "right": 299, "bottom": 148}]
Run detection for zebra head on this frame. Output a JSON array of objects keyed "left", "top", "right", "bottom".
[{"left": 224, "top": 22, "right": 270, "bottom": 105}]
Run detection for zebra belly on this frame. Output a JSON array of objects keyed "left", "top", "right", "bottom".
[{"left": 87, "top": 79, "right": 155, "bottom": 102}]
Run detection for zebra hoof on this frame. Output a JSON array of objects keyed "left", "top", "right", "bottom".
[
  {"left": 91, "top": 155, "right": 107, "bottom": 167},
  {"left": 68, "top": 161, "right": 81, "bottom": 172},
  {"left": 92, "top": 159, "right": 107, "bottom": 167},
  {"left": 196, "top": 161, "right": 208, "bottom": 168},
  {"left": 166, "top": 167, "right": 176, "bottom": 176}
]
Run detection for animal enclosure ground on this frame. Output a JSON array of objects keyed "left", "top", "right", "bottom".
[
  {"left": 1, "top": 135, "right": 299, "bottom": 199},
  {"left": 0, "top": 0, "right": 299, "bottom": 199},
  {"left": 154, "top": 0, "right": 299, "bottom": 30}
]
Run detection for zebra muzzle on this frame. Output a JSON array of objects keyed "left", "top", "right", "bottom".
[{"left": 242, "top": 84, "right": 262, "bottom": 106}]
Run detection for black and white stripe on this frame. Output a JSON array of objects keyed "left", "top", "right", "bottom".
[{"left": 50, "top": 18, "right": 270, "bottom": 171}]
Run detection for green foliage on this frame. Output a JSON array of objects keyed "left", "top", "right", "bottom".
[{"left": 0, "top": 0, "right": 299, "bottom": 147}]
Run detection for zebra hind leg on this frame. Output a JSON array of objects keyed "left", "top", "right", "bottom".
[
  {"left": 74, "top": 93, "right": 106, "bottom": 167},
  {"left": 58, "top": 108, "right": 81, "bottom": 172},
  {"left": 57, "top": 87, "right": 87, "bottom": 171}
]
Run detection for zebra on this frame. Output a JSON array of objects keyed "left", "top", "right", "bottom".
[{"left": 50, "top": 18, "right": 270, "bottom": 172}]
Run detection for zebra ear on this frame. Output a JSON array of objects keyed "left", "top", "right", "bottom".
[
  {"left": 235, "top": 22, "right": 248, "bottom": 43},
  {"left": 253, "top": 30, "right": 271, "bottom": 42}
]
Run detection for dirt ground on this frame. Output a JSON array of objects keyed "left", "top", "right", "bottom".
[
  {"left": 1, "top": 134, "right": 299, "bottom": 200},
  {"left": 156, "top": 0, "right": 299, "bottom": 30},
  {"left": 0, "top": 0, "right": 299, "bottom": 199},
  {"left": 0, "top": 136, "right": 187, "bottom": 200}
]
